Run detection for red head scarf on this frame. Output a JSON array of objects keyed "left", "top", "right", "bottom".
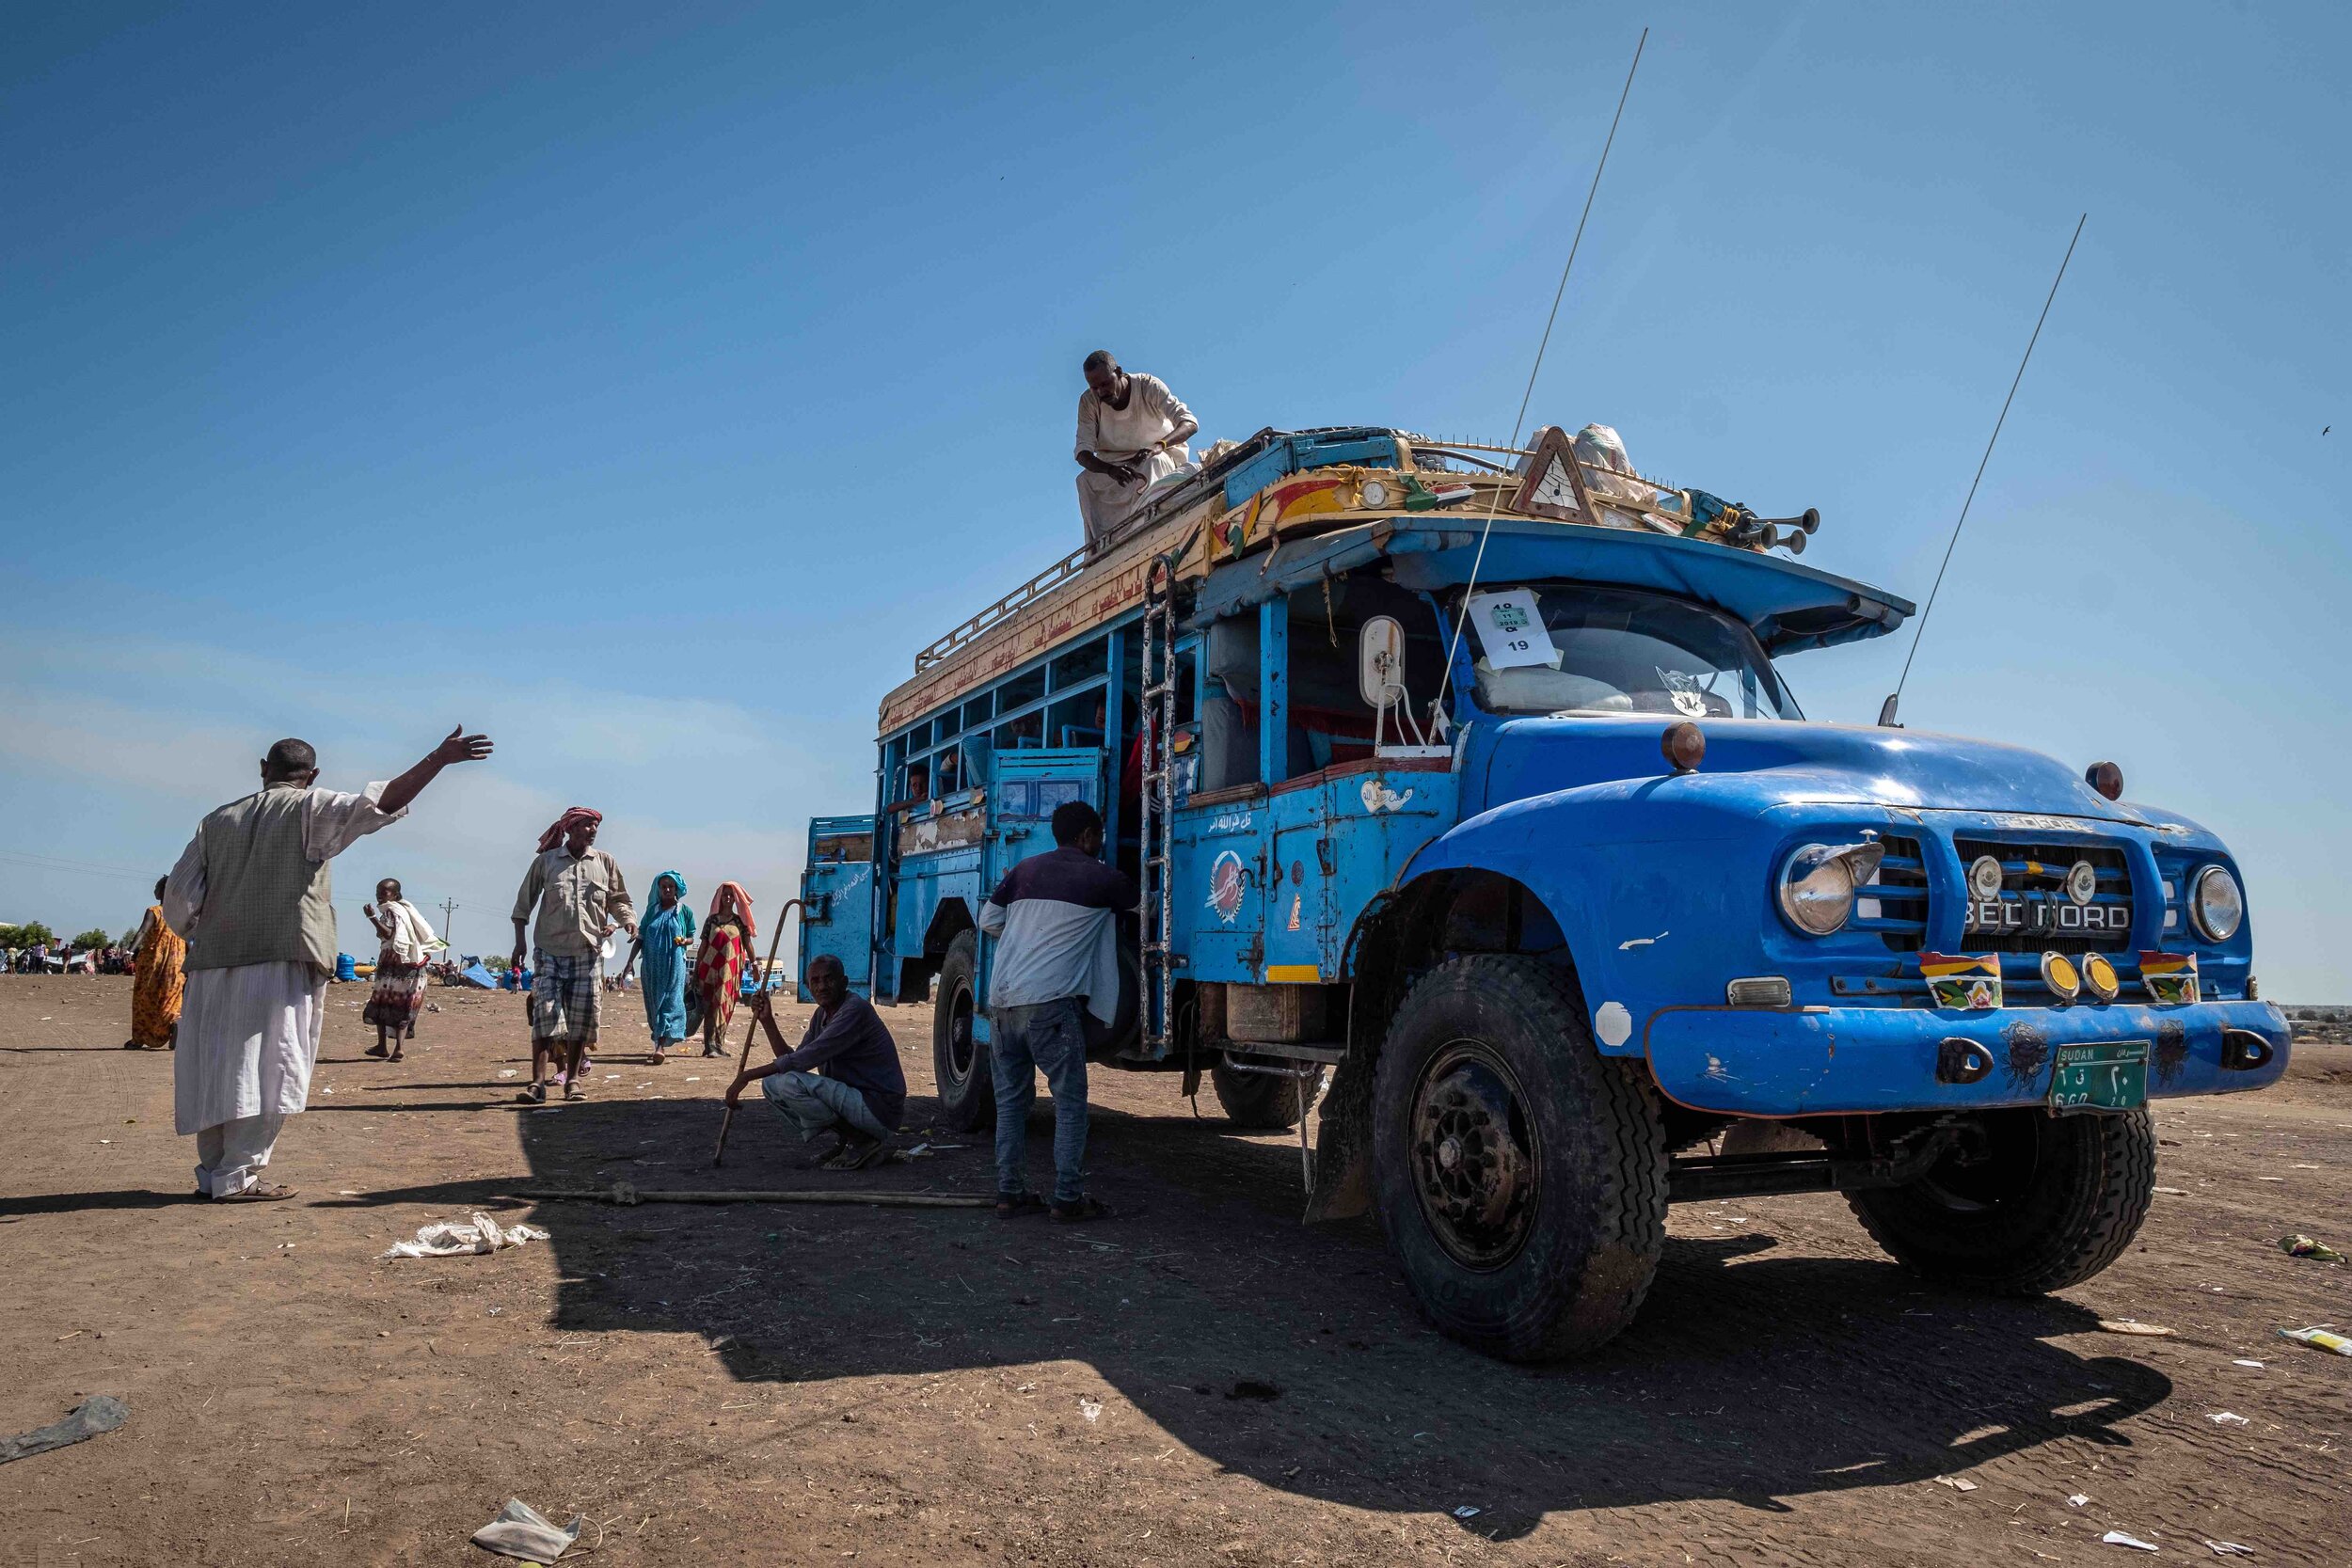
[
  {"left": 707, "top": 881, "right": 756, "bottom": 942},
  {"left": 536, "top": 806, "right": 603, "bottom": 853}
]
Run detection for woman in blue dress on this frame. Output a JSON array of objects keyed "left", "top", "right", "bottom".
[{"left": 626, "top": 870, "right": 695, "bottom": 1063}]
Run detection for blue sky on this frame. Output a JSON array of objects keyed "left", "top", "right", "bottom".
[{"left": 2, "top": 3, "right": 2344, "bottom": 991}]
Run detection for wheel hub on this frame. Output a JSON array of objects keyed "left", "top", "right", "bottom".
[
  {"left": 946, "top": 985, "right": 976, "bottom": 1083},
  {"left": 1408, "top": 1042, "right": 1539, "bottom": 1270}
]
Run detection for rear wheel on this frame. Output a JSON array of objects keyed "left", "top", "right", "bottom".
[
  {"left": 1212, "top": 1057, "right": 1322, "bottom": 1129},
  {"left": 1846, "top": 1108, "right": 2153, "bottom": 1294},
  {"left": 1372, "top": 955, "right": 1667, "bottom": 1361},
  {"left": 930, "top": 932, "right": 993, "bottom": 1132}
]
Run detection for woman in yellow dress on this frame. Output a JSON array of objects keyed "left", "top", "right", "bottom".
[{"left": 124, "top": 876, "right": 186, "bottom": 1051}]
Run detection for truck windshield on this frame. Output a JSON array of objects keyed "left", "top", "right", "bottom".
[{"left": 1459, "top": 584, "right": 1801, "bottom": 721}]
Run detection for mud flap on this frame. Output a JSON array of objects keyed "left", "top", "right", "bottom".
[{"left": 1302, "top": 1047, "right": 1375, "bottom": 1223}]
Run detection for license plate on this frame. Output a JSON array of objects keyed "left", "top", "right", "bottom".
[{"left": 2048, "top": 1040, "right": 2149, "bottom": 1113}]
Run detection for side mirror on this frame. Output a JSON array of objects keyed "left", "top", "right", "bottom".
[{"left": 1359, "top": 615, "right": 1405, "bottom": 707}]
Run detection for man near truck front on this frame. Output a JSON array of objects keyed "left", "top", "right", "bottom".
[{"left": 979, "top": 800, "right": 1137, "bottom": 1222}]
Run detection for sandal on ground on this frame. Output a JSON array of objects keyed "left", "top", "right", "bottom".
[
  {"left": 516, "top": 1083, "right": 547, "bottom": 1104},
  {"left": 364, "top": 1044, "right": 389, "bottom": 1059},
  {"left": 1049, "top": 1197, "right": 1116, "bottom": 1224},
  {"left": 215, "top": 1182, "right": 298, "bottom": 1203},
  {"left": 994, "top": 1192, "right": 1048, "bottom": 1219},
  {"left": 564, "top": 1083, "right": 587, "bottom": 1101},
  {"left": 388, "top": 1049, "right": 404, "bottom": 1062},
  {"left": 825, "top": 1133, "right": 891, "bottom": 1172},
  {"left": 121, "top": 1039, "right": 143, "bottom": 1050}
]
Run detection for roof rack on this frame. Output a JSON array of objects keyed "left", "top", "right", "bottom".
[{"left": 911, "top": 427, "right": 1348, "bottom": 672}]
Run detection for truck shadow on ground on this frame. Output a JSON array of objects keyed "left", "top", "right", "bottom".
[{"left": 354, "top": 1090, "right": 2171, "bottom": 1537}]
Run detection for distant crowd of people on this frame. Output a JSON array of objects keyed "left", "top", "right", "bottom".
[{"left": 5, "top": 941, "right": 135, "bottom": 975}]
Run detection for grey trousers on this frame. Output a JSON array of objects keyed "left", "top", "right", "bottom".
[
  {"left": 194, "top": 1110, "right": 286, "bottom": 1196},
  {"left": 762, "top": 1069, "right": 890, "bottom": 1142}
]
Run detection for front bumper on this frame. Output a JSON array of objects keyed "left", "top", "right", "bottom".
[{"left": 1643, "top": 999, "right": 2288, "bottom": 1117}]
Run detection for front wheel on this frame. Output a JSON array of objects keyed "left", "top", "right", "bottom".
[
  {"left": 930, "top": 932, "right": 993, "bottom": 1132},
  {"left": 1846, "top": 1108, "right": 2154, "bottom": 1294},
  {"left": 1371, "top": 955, "right": 1668, "bottom": 1361}
]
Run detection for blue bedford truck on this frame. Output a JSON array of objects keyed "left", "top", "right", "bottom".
[{"left": 804, "top": 424, "right": 2288, "bottom": 1360}]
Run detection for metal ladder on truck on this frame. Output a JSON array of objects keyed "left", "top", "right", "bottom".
[{"left": 1137, "top": 554, "right": 1179, "bottom": 1061}]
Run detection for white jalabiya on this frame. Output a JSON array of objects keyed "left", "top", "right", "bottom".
[
  {"left": 380, "top": 898, "right": 440, "bottom": 966},
  {"left": 1073, "top": 372, "right": 1196, "bottom": 546},
  {"left": 164, "top": 783, "right": 404, "bottom": 1140}
]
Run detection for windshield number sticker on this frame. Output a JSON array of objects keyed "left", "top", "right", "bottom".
[{"left": 1468, "top": 590, "right": 1558, "bottom": 671}]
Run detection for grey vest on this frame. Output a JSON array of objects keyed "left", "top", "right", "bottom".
[{"left": 183, "top": 785, "right": 340, "bottom": 974}]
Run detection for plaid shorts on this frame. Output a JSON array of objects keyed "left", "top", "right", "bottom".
[{"left": 531, "top": 952, "right": 601, "bottom": 1045}]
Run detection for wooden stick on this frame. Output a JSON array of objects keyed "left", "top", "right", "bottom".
[
  {"left": 520, "top": 1185, "right": 989, "bottom": 1209},
  {"left": 714, "top": 899, "right": 800, "bottom": 1168}
]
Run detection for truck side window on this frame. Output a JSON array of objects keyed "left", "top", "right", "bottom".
[{"left": 1200, "top": 576, "right": 1446, "bottom": 789}]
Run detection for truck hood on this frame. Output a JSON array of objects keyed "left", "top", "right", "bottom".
[{"left": 1469, "top": 715, "right": 2154, "bottom": 825}]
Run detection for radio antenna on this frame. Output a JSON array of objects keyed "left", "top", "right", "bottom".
[
  {"left": 1430, "top": 26, "right": 1646, "bottom": 721},
  {"left": 1880, "top": 214, "right": 2085, "bottom": 726}
]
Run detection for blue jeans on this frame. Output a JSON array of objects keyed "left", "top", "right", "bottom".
[
  {"left": 763, "top": 1069, "right": 891, "bottom": 1142},
  {"left": 990, "top": 997, "right": 1089, "bottom": 1205}
]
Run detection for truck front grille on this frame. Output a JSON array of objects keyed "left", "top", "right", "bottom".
[
  {"left": 1857, "top": 835, "right": 1929, "bottom": 954},
  {"left": 1950, "top": 837, "right": 2133, "bottom": 953}
]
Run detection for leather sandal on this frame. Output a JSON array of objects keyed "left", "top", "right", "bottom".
[{"left": 215, "top": 1182, "right": 298, "bottom": 1202}]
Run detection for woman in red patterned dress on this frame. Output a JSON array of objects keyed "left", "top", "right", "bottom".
[{"left": 691, "top": 882, "right": 756, "bottom": 1059}]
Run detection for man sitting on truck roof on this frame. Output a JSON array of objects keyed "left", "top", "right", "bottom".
[
  {"left": 1073, "top": 350, "right": 1197, "bottom": 550},
  {"left": 978, "top": 800, "right": 1137, "bottom": 1223}
]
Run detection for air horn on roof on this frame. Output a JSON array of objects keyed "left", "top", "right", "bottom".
[{"left": 1724, "top": 506, "right": 1820, "bottom": 555}]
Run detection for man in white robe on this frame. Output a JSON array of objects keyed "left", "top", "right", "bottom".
[
  {"left": 1073, "top": 350, "right": 1199, "bottom": 550},
  {"left": 164, "top": 726, "right": 493, "bottom": 1200}
]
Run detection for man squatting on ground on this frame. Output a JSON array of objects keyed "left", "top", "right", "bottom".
[
  {"left": 512, "top": 806, "right": 634, "bottom": 1103},
  {"left": 164, "top": 726, "right": 493, "bottom": 1200},
  {"left": 728, "top": 952, "right": 908, "bottom": 1170},
  {"left": 979, "top": 800, "right": 1136, "bottom": 1222}
]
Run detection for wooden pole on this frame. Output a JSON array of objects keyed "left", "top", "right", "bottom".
[
  {"left": 520, "top": 1184, "right": 989, "bottom": 1210},
  {"left": 713, "top": 899, "right": 800, "bottom": 1168}
]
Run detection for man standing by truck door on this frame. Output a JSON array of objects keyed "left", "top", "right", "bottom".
[
  {"left": 1073, "top": 350, "right": 1198, "bottom": 550},
  {"left": 979, "top": 800, "right": 1137, "bottom": 1222}
]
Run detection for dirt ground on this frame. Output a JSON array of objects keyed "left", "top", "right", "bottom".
[{"left": 0, "top": 976, "right": 2344, "bottom": 1567}]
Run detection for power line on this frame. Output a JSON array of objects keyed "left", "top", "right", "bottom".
[
  {"left": 1883, "top": 214, "right": 2086, "bottom": 723},
  {"left": 1432, "top": 26, "right": 1646, "bottom": 718}
]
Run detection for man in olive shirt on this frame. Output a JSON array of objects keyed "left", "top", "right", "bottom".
[{"left": 511, "top": 806, "right": 635, "bottom": 1101}]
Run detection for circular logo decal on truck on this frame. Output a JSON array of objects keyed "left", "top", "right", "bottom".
[{"left": 1207, "top": 850, "right": 1247, "bottom": 924}]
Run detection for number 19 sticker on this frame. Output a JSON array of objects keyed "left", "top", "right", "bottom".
[{"left": 1467, "top": 589, "right": 1557, "bottom": 670}]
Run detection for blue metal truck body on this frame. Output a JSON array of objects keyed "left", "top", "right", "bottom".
[{"left": 810, "top": 426, "right": 2285, "bottom": 1357}]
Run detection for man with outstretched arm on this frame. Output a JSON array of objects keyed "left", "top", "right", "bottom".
[
  {"left": 978, "top": 800, "right": 1137, "bottom": 1222},
  {"left": 511, "top": 807, "right": 634, "bottom": 1102},
  {"left": 164, "top": 726, "right": 493, "bottom": 1200},
  {"left": 727, "top": 953, "right": 907, "bottom": 1170}
]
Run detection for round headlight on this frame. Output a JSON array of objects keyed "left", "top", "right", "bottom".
[
  {"left": 2190, "top": 864, "right": 2244, "bottom": 942},
  {"left": 1968, "top": 854, "right": 2005, "bottom": 900},
  {"left": 2065, "top": 860, "right": 2098, "bottom": 907},
  {"left": 1779, "top": 844, "right": 1859, "bottom": 936}
]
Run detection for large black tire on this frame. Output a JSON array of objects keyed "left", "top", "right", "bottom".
[
  {"left": 1371, "top": 956, "right": 1668, "bottom": 1361},
  {"left": 1846, "top": 1107, "right": 2154, "bottom": 1294},
  {"left": 1212, "top": 1058, "right": 1322, "bottom": 1129},
  {"left": 930, "top": 932, "right": 993, "bottom": 1132}
]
